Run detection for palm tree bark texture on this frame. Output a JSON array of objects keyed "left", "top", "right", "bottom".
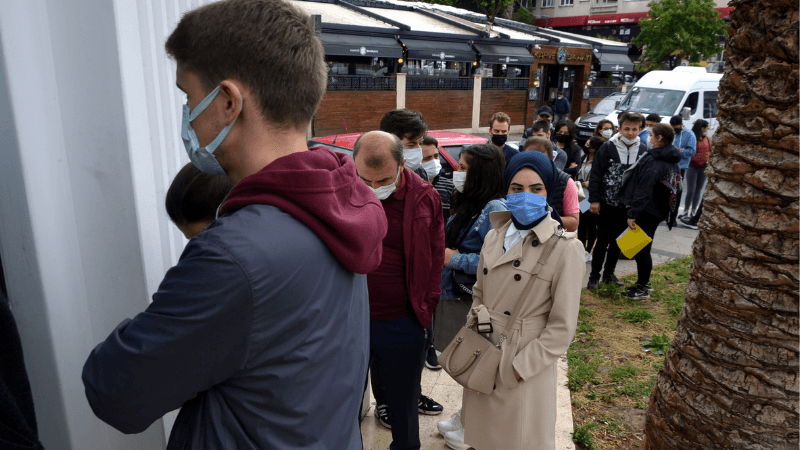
[{"left": 642, "top": 0, "right": 798, "bottom": 449}]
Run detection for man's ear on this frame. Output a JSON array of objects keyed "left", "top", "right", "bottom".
[{"left": 218, "top": 79, "right": 243, "bottom": 122}]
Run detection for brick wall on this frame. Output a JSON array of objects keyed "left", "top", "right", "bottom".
[
  {"left": 313, "top": 91, "right": 395, "bottom": 137},
  {"left": 480, "top": 90, "right": 528, "bottom": 129},
  {"left": 405, "top": 90, "right": 473, "bottom": 130}
]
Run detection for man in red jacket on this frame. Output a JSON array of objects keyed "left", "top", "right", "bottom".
[{"left": 354, "top": 131, "right": 446, "bottom": 450}]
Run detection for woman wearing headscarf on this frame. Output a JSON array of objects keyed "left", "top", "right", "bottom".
[{"left": 458, "top": 151, "right": 585, "bottom": 450}]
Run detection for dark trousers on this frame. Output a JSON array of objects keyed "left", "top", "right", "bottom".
[
  {"left": 370, "top": 314, "right": 426, "bottom": 450},
  {"left": 578, "top": 210, "right": 598, "bottom": 252},
  {"left": 633, "top": 211, "right": 662, "bottom": 286},
  {"left": 590, "top": 203, "right": 629, "bottom": 279}
]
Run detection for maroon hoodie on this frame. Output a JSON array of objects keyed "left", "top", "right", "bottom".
[{"left": 219, "top": 146, "right": 388, "bottom": 274}]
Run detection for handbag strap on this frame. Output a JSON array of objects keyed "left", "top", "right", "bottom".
[{"left": 495, "top": 232, "right": 562, "bottom": 347}]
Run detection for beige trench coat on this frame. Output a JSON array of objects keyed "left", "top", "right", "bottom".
[{"left": 461, "top": 211, "right": 585, "bottom": 450}]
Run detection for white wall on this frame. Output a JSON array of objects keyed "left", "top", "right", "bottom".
[{"left": 0, "top": 0, "right": 214, "bottom": 448}]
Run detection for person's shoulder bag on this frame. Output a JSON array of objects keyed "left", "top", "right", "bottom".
[{"left": 439, "top": 233, "right": 562, "bottom": 394}]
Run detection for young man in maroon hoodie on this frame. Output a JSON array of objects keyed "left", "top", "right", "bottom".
[
  {"left": 81, "top": 1, "right": 388, "bottom": 449},
  {"left": 354, "top": 131, "right": 445, "bottom": 450}
]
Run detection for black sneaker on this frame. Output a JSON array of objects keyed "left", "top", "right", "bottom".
[
  {"left": 680, "top": 216, "right": 699, "bottom": 230},
  {"left": 425, "top": 347, "right": 441, "bottom": 370},
  {"left": 587, "top": 275, "right": 600, "bottom": 290},
  {"left": 626, "top": 285, "right": 651, "bottom": 300},
  {"left": 419, "top": 394, "right": 444, "bottom": 415},
  {"left": 646, "top": 282, "right": 654, "bottom": 292},
  {"left": 375, "top": 404, "right": 391, "bottom": 429},
  {"left": 602, "top": 274, "right": 624, "bottom": 287}
]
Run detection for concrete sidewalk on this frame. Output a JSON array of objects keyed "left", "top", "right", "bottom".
[{"left": 360, "top": 223, "right": 699, "bottom": 450}]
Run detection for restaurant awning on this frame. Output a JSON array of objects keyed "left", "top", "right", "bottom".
[
  {"left": 320, "top": 33, "right": 403, "bottom": 59},
  {"left": 401, "top": 39, "right": 476, "bottom": 63},
  {"left": 596, "top": 52, "right": 634, "bottom": 72},
  {"left": 473, "top": 44, "right": 534, "bottom": 65}
]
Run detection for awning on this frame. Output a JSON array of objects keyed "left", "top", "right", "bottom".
[
  {"left": 533, "top": 16, "right": 587, "bottom": 27},
  {"left": 401, "top": 39, "right": 476, "bottom": 63},
  {"left": 596, "top": 52, "right": 634, "bottom": 72},
  {"left": 320, "top": 33, "right": 402, "bottom": 59},
  {"left": 473, "top": 44, "right": 533, "bottom": 65}
]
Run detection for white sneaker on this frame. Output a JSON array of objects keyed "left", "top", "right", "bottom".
[
  {"left": 443, "top": 428, "right": 470, "bottom": 450},
  {"left": 437, "top": 408, "right": 463, "bottom": 435}
]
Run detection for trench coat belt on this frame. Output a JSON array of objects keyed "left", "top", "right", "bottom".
[{"left": 488, "top": 309, "right": 548, "bottom": 337}]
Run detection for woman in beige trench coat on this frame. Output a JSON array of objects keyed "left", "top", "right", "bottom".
[{"left": 460, "top": 151, "right": 585, "bottom": 450}]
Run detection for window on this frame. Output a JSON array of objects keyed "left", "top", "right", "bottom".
[
  {"left": 560, "top": 0, "right": 574, "bottom": 5},
  {"left": 682, "top": 92, "right": 699, "bottom": 116},
  {"left": 703, "top": 91, "right": 719, "bottom": 118},
  {"left": 542, "top": 0, "right": 554, "bottom": 7},
  {"left": 618, "top": 87, "right": 687, "bottom": 116}
]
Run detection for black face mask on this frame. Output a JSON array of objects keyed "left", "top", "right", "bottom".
[
  {"left": 556, "top": 134, "right": 572, "bottom": 144},
  {"left": 491, "top": 134, "right": 508, "bottom": 147}
]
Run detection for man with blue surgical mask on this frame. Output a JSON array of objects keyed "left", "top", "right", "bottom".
[
  {"left": 380, "top": 109, "right": 430, "bottom": 182},
  {"left": 353, "top": 131, "right": 445, "bottom": 449},
  {"left": 81, "top": 1, "right": 388, "bottom": 449}
]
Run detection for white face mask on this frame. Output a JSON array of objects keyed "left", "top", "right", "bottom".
[
  {"left": 601, "top": 129, "right": 613, "bottom": 139},
  {"left": 403, "top": 147, "right": 423, "bottom": 171},
  {"left": 620, "top": 135, "right": 638, "bottom": 146},
  {"left": 422, "top": 158, "right": 442, "bottom": 179},
  {"left": 370, "top": 168, "right": 401, "bottom": 201},
  {"left": 453, "top": 171, "right": 467, "bottom": 193}
]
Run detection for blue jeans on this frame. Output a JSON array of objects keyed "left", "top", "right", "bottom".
[
  {"left": 369, "top": 314, "right": 426, "bottom": 450},
  {"left": 683, "top": 166, "right": 707, "bottom": 213}
]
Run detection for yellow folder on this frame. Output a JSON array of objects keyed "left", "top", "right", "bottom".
[{"left": 616, "top": 224, "right": 653, "bottom": 259}]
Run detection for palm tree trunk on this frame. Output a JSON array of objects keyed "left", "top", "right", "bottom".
[{"left": 642, "top": 0, "right": 799, "bottom": 448}]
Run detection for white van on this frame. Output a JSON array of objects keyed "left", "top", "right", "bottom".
[{"left": 608, "top": 67, "right": 723, "bottom": 139}]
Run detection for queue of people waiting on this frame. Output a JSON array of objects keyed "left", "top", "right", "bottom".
[{"left": 70, "top": 5, "right": 707, "bottom": 449}]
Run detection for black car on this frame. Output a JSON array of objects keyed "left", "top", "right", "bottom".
[{"left": 574, "top": 92, "right": 626, "bottom": 146}]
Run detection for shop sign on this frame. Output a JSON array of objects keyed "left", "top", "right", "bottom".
[
  {"left": 532, "top": 49, "right": 592, "bottom": 62},
  {"left": 352, "top": 46, "right": 380, "bottom": 56},
  {"left": 557, "top": 47, "right": 567, "bottom": 64}
]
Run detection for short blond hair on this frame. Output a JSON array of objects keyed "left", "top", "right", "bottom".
[{"left": 489, "top": 112, "right": 511, "bottom": 129}]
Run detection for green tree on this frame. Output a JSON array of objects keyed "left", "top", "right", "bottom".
[{"left": 633, "top": 0, "right": 727, "bottom": 69}]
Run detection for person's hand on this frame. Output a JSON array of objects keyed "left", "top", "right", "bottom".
[
  {"left": 589, "top": 202, "right": 601, "bottom": 214},
  {"left": 444, "top": 248, "right": 459, "bottom": 267},
  {"left": 628, "top": 218, "right": 636, "bottom": 230},
  {"left": 582, "top": 181, "right": 589, "bottom": 188},
  {"left": 513, "top": 367, "right": 521, "bottom": 381},
  {"left": 568, "top": 162, "right": 578, "bottom": 168}
]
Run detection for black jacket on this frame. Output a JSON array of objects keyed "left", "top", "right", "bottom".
[
  {"left": 618, "top": 145, "right": 682, "bottom": 220},
  {"left": 588, "top": 135, "right": 647, "bottom": 207}
]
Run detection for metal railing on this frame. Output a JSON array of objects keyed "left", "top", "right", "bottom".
[
  {"left": 406, "top": 76, "right": 474, "bottom": 91},
  {"left": 587, "top": 86, "right": 623, "bottom": 98},
  {"left": 326, "top": 76, "right": 396, "bottom": 91},
  {"left": 481, "top": 77, "right": 529, "bottom": 90}
]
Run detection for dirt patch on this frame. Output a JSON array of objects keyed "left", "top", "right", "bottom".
[{"left": 569, "top": 257, "right": 692, "bottom": 450}]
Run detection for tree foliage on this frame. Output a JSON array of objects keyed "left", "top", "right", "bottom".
[{"left": 633, "top": 0, "right": 727, "bottom": 69}]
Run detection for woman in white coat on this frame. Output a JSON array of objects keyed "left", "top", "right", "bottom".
[{"left": 460, "top": 151, "right": 585, "bottom": 450}]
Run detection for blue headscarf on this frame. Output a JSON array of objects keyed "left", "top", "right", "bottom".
[{"left": 503, "top": 151, "right": 563, "bottom": 228}]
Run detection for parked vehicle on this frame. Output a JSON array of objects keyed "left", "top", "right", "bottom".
[
  {"left": 309, "top": 130, "right": 487, "bottom": 173},
  {"left": 608, "top": 67, "right": 723, "bottom": 139},
  {"left": 574, "top": 92, "right": 626, "bottom": 146}
]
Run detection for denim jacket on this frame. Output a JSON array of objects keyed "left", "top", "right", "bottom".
[{"left": 440, "top": 199, "right": 508, "bottom": 300}]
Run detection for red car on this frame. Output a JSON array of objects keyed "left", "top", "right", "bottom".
[{"left": 309, "top": 130, "right": 488, "bottom": 172}]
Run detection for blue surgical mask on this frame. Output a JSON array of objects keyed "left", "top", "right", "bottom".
[
  {"left": 505, "top": 192, "right": 548, "bottom": 229},
  {"left": 181, "top": 86, "right": 239, "bottom": 176}
]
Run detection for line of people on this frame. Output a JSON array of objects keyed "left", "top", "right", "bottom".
[{"left": 75, "top": 3, "right": 709, "bottom": 450}]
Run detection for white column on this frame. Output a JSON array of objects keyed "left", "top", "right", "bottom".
[
  {"left": 0, "top": 0, "right": 218, "bottom": 448},
  {"left": 396, "top": 73, "right": 407, "bottom": 109},
  {"left": 472, "top": 75, "right": 483, "bottom": 131}
]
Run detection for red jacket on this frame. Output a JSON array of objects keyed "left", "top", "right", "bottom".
[{"left": 396, "top": 168, "right": 446, "bottom": 327}]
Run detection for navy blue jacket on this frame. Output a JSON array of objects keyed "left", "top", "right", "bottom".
[{"left": 83, "top": 148, "right": 388, "bottom": 450}]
